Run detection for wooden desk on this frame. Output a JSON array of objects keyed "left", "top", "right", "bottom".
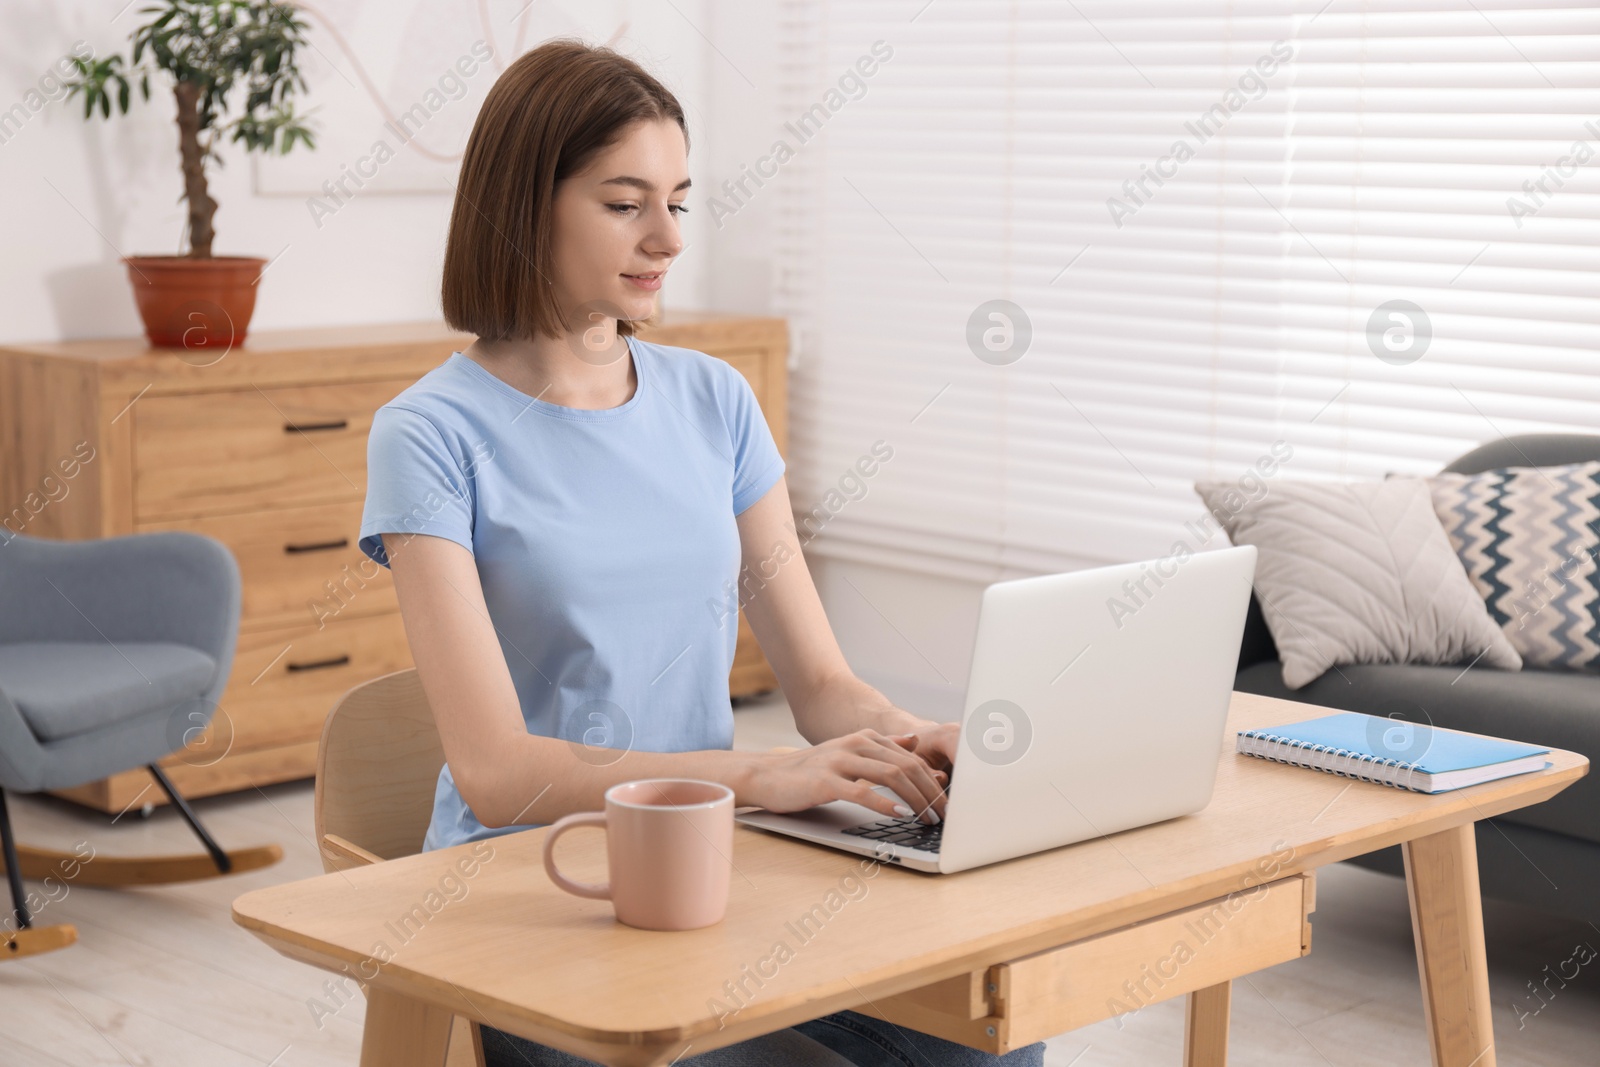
[{"left": 232, "top": 692, "right": 1586, "bottom": 1067}]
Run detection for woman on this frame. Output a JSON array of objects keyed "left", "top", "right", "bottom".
[{"left": 359, "top": 39, "right": 1046, "bottom": 1067}]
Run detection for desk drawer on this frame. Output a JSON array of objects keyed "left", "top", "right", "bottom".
[
  {"left": 142, "top": 501, "right": 393, "bottom": 630},
  {"left": 864, "top": 873, "right": 1314, "bottom": 1053},
  {"left": 996, "top": 873, "right": 1313, "bottom": 1046},
  {"left": 133, "top": 378, "right": 412, "bottom": 519}
]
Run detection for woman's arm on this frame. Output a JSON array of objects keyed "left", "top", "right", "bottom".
[
  {"left": 734, "top": 478, "right": 959, "bottom": 803},
  {"left": 384, "top": 530, "right": 949, "bottom": 825}
]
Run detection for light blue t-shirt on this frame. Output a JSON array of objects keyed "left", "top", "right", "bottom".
[{"left": 357, "top": 335, "right": 785, "bottom": 851}]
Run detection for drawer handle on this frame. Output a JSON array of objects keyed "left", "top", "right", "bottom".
[
  {"left": 284, "top": 538, "right": 350, "bottom": 554},
  {"left": 284, "top": 419, "right": 349, "bottom": 433},
  {"left": 286, "top": 654, "right": 351, "bottom": 673}
]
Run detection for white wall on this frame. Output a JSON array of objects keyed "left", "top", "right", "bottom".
[
  {"left": 698, "top": 0, "right": 782, "bottom": 315},
  {"left": 804, "top": 555, "right": 981, "bottom": 721},
  {"left": 0, "top": 1, "right": 723, "bottom": 343},
  {"left": 691, "top": 0, "right": 987, "bottom": 719},
  {"left": 0, "top": 0, "right": 975, "bottom": 717}
]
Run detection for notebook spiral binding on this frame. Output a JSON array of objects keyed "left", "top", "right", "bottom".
[{"left": 1238, "top": 728, "right": 1425, "bottom": 793}]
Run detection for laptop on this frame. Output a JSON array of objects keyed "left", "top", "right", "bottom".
[{"left": 735, "top": 544, "right": 1258, "bottom": 873}]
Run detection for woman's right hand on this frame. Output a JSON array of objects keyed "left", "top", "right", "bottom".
[{"left": 742, "top": 729, "right": 949, "bottom": 823}]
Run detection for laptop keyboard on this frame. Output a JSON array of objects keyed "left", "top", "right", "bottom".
[{"left": 841, "top": 815, "right": 943, "bottom": 852}]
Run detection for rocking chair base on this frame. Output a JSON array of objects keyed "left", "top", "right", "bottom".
[
  {"left": 1, "top": 923, "right": 77, "bottom": 961},
  {"left": 3, "top": 843, "right": 283, "bottom": 887}
]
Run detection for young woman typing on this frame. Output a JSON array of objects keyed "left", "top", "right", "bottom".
[{"left": 359, "top": 39, "right": 1045, "bottom": 1067}]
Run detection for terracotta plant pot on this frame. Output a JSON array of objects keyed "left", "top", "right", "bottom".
[{"left": 122, "top": 255, "right": 268, "bottom": 350}]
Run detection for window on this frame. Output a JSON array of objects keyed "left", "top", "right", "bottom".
[{"left": 773, "top": 1, "right": 1600, "bottom": 582}]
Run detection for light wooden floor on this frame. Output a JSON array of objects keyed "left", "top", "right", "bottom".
[{"left": 3, "top": 691, "right": 1596, "bottom": 1066}]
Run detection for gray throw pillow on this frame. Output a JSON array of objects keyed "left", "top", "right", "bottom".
[{"left": 1193, "top": 476, "right": 1522, "bottom": 689}]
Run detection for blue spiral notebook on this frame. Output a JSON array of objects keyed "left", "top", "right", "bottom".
[{"left": 1237, "top": 711, "right": 1550, "bottom": 794}]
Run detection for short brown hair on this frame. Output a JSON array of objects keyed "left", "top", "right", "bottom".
[{"left": 441, "top": 39, "right": 689, "bottom": 342}]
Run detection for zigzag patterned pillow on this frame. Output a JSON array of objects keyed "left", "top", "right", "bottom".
[{"left": 1423, "top": 461, "right": 1600, "bottom": 671}]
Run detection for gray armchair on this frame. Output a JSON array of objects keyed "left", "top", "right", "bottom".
[{"left": 0, "top": 530, "right": 281, "bottom": 960}]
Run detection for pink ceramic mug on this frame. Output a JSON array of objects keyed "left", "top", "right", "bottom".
[{"left": 542, "top": 778, "right": 734, "bottom": 931}]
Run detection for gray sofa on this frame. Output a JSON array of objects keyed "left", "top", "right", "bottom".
[{"left": 1232, "top": 432, "right": 1600, "bottom": 923}]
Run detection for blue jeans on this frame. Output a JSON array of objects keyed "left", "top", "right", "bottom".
[{"left": 481, "top": 1010, "right": 1046, "bottom": 1066}]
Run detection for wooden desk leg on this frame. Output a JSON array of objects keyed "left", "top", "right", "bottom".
[
  {"left": 446, "top": 1017, "right": 486, "bottom": 1067},
  {"left": 362, "top": 986, "right": 454, "bottom": 1067},
  {"left": 1183, "top": 982, "right": 1231, "bottom": 1067},
  {"left": 1403, "top": 824, "right": 1496, "bottom": 1067}
]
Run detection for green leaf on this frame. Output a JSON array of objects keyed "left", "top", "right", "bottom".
[
  {"left": 99, "top": 91, "right": 109, "bottom": 119},
  {"left": 118, "top": 79, "right": 129, "bottom": 114}
]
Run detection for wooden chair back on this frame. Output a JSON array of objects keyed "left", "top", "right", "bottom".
[
  {"left": 314, "top": 668, "right": 447, "bottom": 871},
  {"left": 314, "top": 667, "right": 485, "bottom": 1065}
]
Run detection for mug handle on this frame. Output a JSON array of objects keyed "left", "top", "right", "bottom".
[{"left": 542, "top": 812, "right": 611, "bottom": 900}]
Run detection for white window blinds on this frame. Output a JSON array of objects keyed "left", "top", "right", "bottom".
[
  {"left": 1276, "top": 2, "right": 1600, "bottom": 473},
  {"left": 771, "top": 1, "right": 1600, "bottom": 585}
]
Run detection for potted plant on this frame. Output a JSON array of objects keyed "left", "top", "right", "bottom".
[{"left": 66, "top": 0, "right": 317, "bottom": 349}]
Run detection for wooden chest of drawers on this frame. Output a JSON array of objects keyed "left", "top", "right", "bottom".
[{"left": 0, "top": 314, "right": 787, "bottom": 812}]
